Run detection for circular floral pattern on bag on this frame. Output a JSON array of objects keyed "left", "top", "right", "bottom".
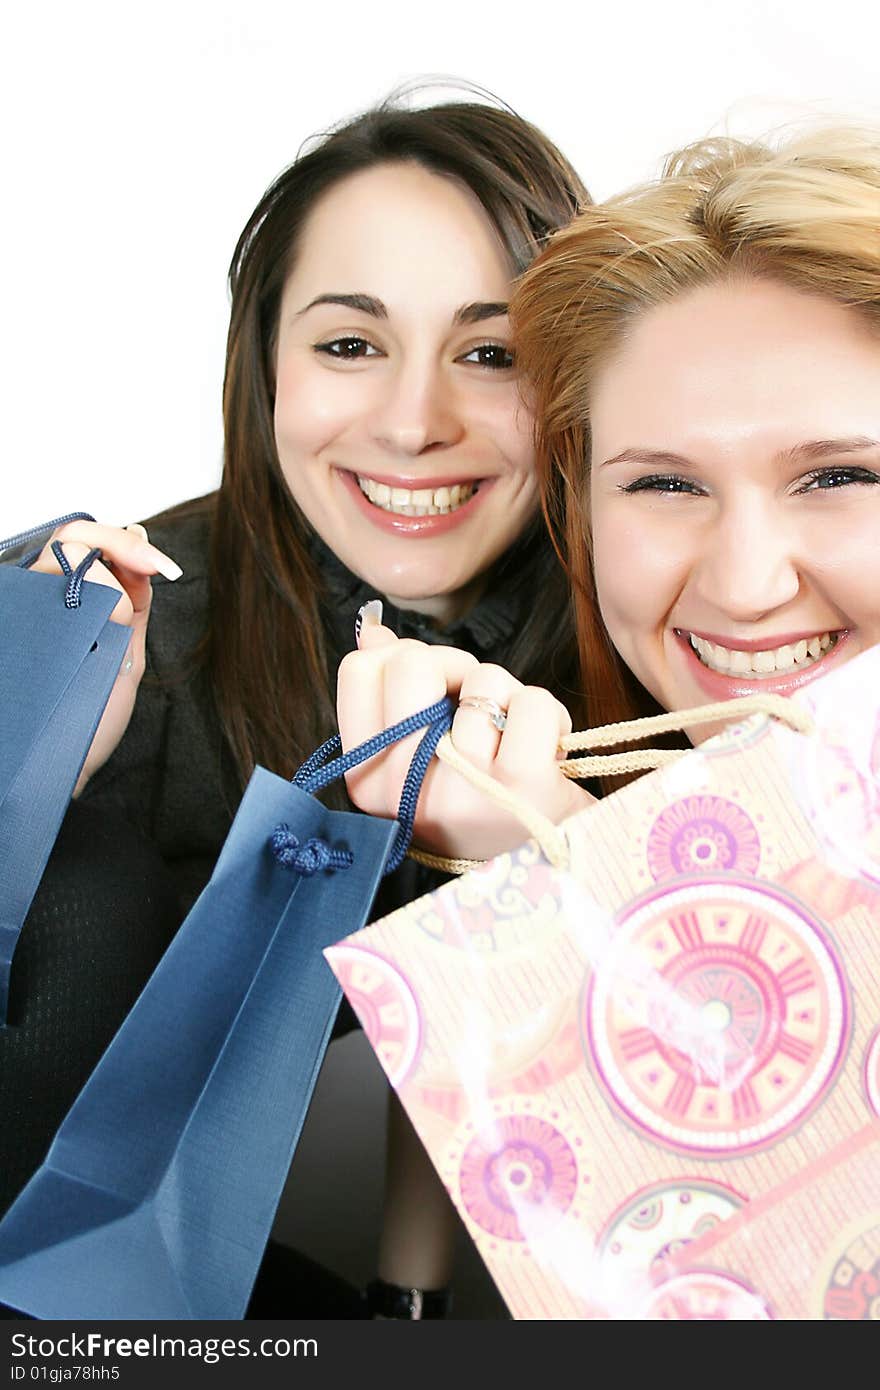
[
  {"left": 584, "top": 878, "right": 850, "bottom": 1154},
  {"left": 646, "top": 1271, "right": 773, "bottom": 1320},
  {"left": 329, "top": 945, "right": 422, "bottom": 1087},
  {"left": 646, "top": 795, "right": 762, "bottom": 882},
  {"left": 452, "top": 1103, "right": 586, "bottom": 1244},
  {"left": 597, "top": 1180, "right": 744, "bottom": 1285}
]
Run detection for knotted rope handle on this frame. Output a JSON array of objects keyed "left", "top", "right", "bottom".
[{"left": 409, "top": 693, "right": 815, "bottom": 876}]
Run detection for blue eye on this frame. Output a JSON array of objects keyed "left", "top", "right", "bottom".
[
  {"left": 314, "top": 337, "right": 380, "bottom": 360},
  {"left": 460, "top": 343, "right": 515, "bottom": 370},
  {"left": 796, "top": 466, "right": 880, "bottom": 492},
  {"left": 619, "top": 474, "right": 704, "bottom": 495}
]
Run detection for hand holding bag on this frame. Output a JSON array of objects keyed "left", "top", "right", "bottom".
[{"left": 0, "top": 516, "right": 131, "bottom": 1024}]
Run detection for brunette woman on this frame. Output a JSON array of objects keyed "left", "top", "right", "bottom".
[{"left": 2, "top": 96, "right": 589, "bottom": 1316}]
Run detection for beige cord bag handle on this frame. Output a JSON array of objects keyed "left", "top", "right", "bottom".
[{"left": 410, "top": 694, "right": 815, "bottom": 876}]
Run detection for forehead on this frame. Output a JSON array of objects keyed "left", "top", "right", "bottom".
[
  {"left": 590, "top": 279, "right": 880, "bottom": 455},
  {"left": 281, "top": 162, "right": 514, "bottom": 312}
]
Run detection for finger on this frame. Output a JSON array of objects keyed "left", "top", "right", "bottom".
[
  {"left": 452, "top": 662, "right": 523, "bottom": 771},
  {"left": 338, "top": 637, "right": 476, "bottom": 742},
  {"left": 382, "top": 644, "right": 479, "bottom": 804},
  {"left": 48, "top": 538, "right": 143, "bottom": 626},
  {"left": 337, "top": 641, "right": 425, "bottom": 814},
  {"left": 381, "top": 645, "right": 477, "bottom": 729},
  {"left": 50, "top": 521, "right": 181, "bottom": 580},
  {"left": 101, "top": 558, "right": 154, "bottom": 619},
  {"left": 116, "top": 525, "right": 157, "bottom": 614},
  {"left": 375, "top": 646, "right": 474, "bottom": 819},
  {"left": 338, "top": 641, "right": 477, "bottom": 819},
  {"left": 356, "top": 620, "right": 399, "bottom": 654},
  {"left": 494, "top": 686, "right": 571, "bottom": 787},
  {"left": 337, "top": 637, "right": 427, "bottom": 753}
]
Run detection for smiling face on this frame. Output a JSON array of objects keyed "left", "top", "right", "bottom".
[
  {"left": 272, "top": 162, "right": 538, "bottom": 621},
  {"left": 590, "top": 278, "right": 880, "bottom": 740}
]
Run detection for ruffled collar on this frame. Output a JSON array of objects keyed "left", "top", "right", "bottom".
[{"left": 311, "top": 534, "right": 520, "bottom": 658}]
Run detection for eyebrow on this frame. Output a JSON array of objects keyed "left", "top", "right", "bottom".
[
  {"left": 454, "top": 301, "right": 509, "bottom": 326},
  {"left": 297, "top": 292, "right": 386, "bottom": 319},
  {"left": 296, "top": 293, "right": 509, "bottom": 325},
  {"left": 599, "top": 437, "right": 880, "bottom": 470}
]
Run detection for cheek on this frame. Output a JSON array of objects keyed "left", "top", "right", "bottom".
[
  {"left": 805, "top": 512, "right": 880, "bottom": 626},
  {"left": 273, "top": 356, "right": 359, "bottom": 460},
  {"left": 592, "top": 502, "right": 689, "bottom": 644},
  {"left": 591, "top": 503, "right": 644, "bottom": 624},
  {"left": 481, "top": 388, "right": 537, "bottom": 479}
]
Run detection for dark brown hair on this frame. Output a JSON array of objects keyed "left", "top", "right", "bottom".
[{"left": 181, "top": 97, "right": 590, "bottom": 785}]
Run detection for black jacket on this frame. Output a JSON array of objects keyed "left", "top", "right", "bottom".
[{"left": 81, "top": 503, "right": 527, "bottom": 918}]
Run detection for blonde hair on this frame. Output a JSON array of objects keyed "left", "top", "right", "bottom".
[{"left": 512, "top": 126, "right": 880, "bottom": 738}]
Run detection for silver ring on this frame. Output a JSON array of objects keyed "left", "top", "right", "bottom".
[{"left": 457, "top": 695, "right": 508, "bottom": 731}]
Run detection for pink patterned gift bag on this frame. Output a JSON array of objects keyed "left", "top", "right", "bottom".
[{"left": 325, "top": 643, "right": 880, "bottom": 1320}]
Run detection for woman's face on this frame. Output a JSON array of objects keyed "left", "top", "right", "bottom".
[
  {"left": 590, "top": 278, "right": 880, "bottom": 740},
  {"left": 273, "top": 162, "right": 538, "bottom": 620}
]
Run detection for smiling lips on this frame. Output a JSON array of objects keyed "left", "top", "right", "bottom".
[
  {"left": 337, "top": 466, "right": 488, "bottom": 536},
  {"left": 688, "top": 630, "right": 836, "bottom": 678},
  {"left": 677, "top": 626, "right": 847, "bottom": 698},
  {"left": 356, "top": 474, "right": 477, "bottom": 516}
]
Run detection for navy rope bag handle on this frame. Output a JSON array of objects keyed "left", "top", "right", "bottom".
[
  {"left": 274, "top": 695, "right": 455, "bottom": 877},
  {"left": 2, "top": 512, "right": 101, "bottom": 600}
]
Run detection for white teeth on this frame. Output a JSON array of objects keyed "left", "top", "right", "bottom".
[
  {"left": 776, "top": 644, "right": 794, "bottom": 669},
  {"left": 728, "top": 648, "right": 752, "bottom": 676},
  {"left": 355, "top": 475, "right": 477, "bottom": 516},
  {"left": 688, "top": 631, "right": 837, "bottom": 678}
]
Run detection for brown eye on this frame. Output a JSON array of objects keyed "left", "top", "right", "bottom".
[
  {"left": 460, "top": 343, "right": 515, "bottom": 370},
  {"left": 314, "top": 336, "right": 379, "bottom": 360}
]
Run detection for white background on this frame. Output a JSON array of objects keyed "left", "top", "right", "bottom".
[
  {"left": 5, "top": 2, "right": 880, "bottom": 1305},
  {"left": 3, "top": 0, "right": 880, "bottom": 536}
]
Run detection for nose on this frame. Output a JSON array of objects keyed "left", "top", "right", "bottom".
[
  {"left": 692, "top": 493, "right": 802, "bottom": 622},
  {"left": 368, "top": 359, "right": 463, "bottom": 457}
]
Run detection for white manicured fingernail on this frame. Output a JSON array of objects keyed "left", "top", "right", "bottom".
[
  {"left": 153, "top": 551, "right": 183, "bottom": 581},
  {"left": 355, "top": 599, "right": 383, "bottom": 648},
  {"left": 126, "top": 523, "right": 149, "bottom": 541}
]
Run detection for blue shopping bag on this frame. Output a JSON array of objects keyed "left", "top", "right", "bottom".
[
  {"left": 0, "top": 698, "right": 453, "bottom": 1320},
  {"left": 0, "top": 520, "right": 131, "bottom": 1024}
]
